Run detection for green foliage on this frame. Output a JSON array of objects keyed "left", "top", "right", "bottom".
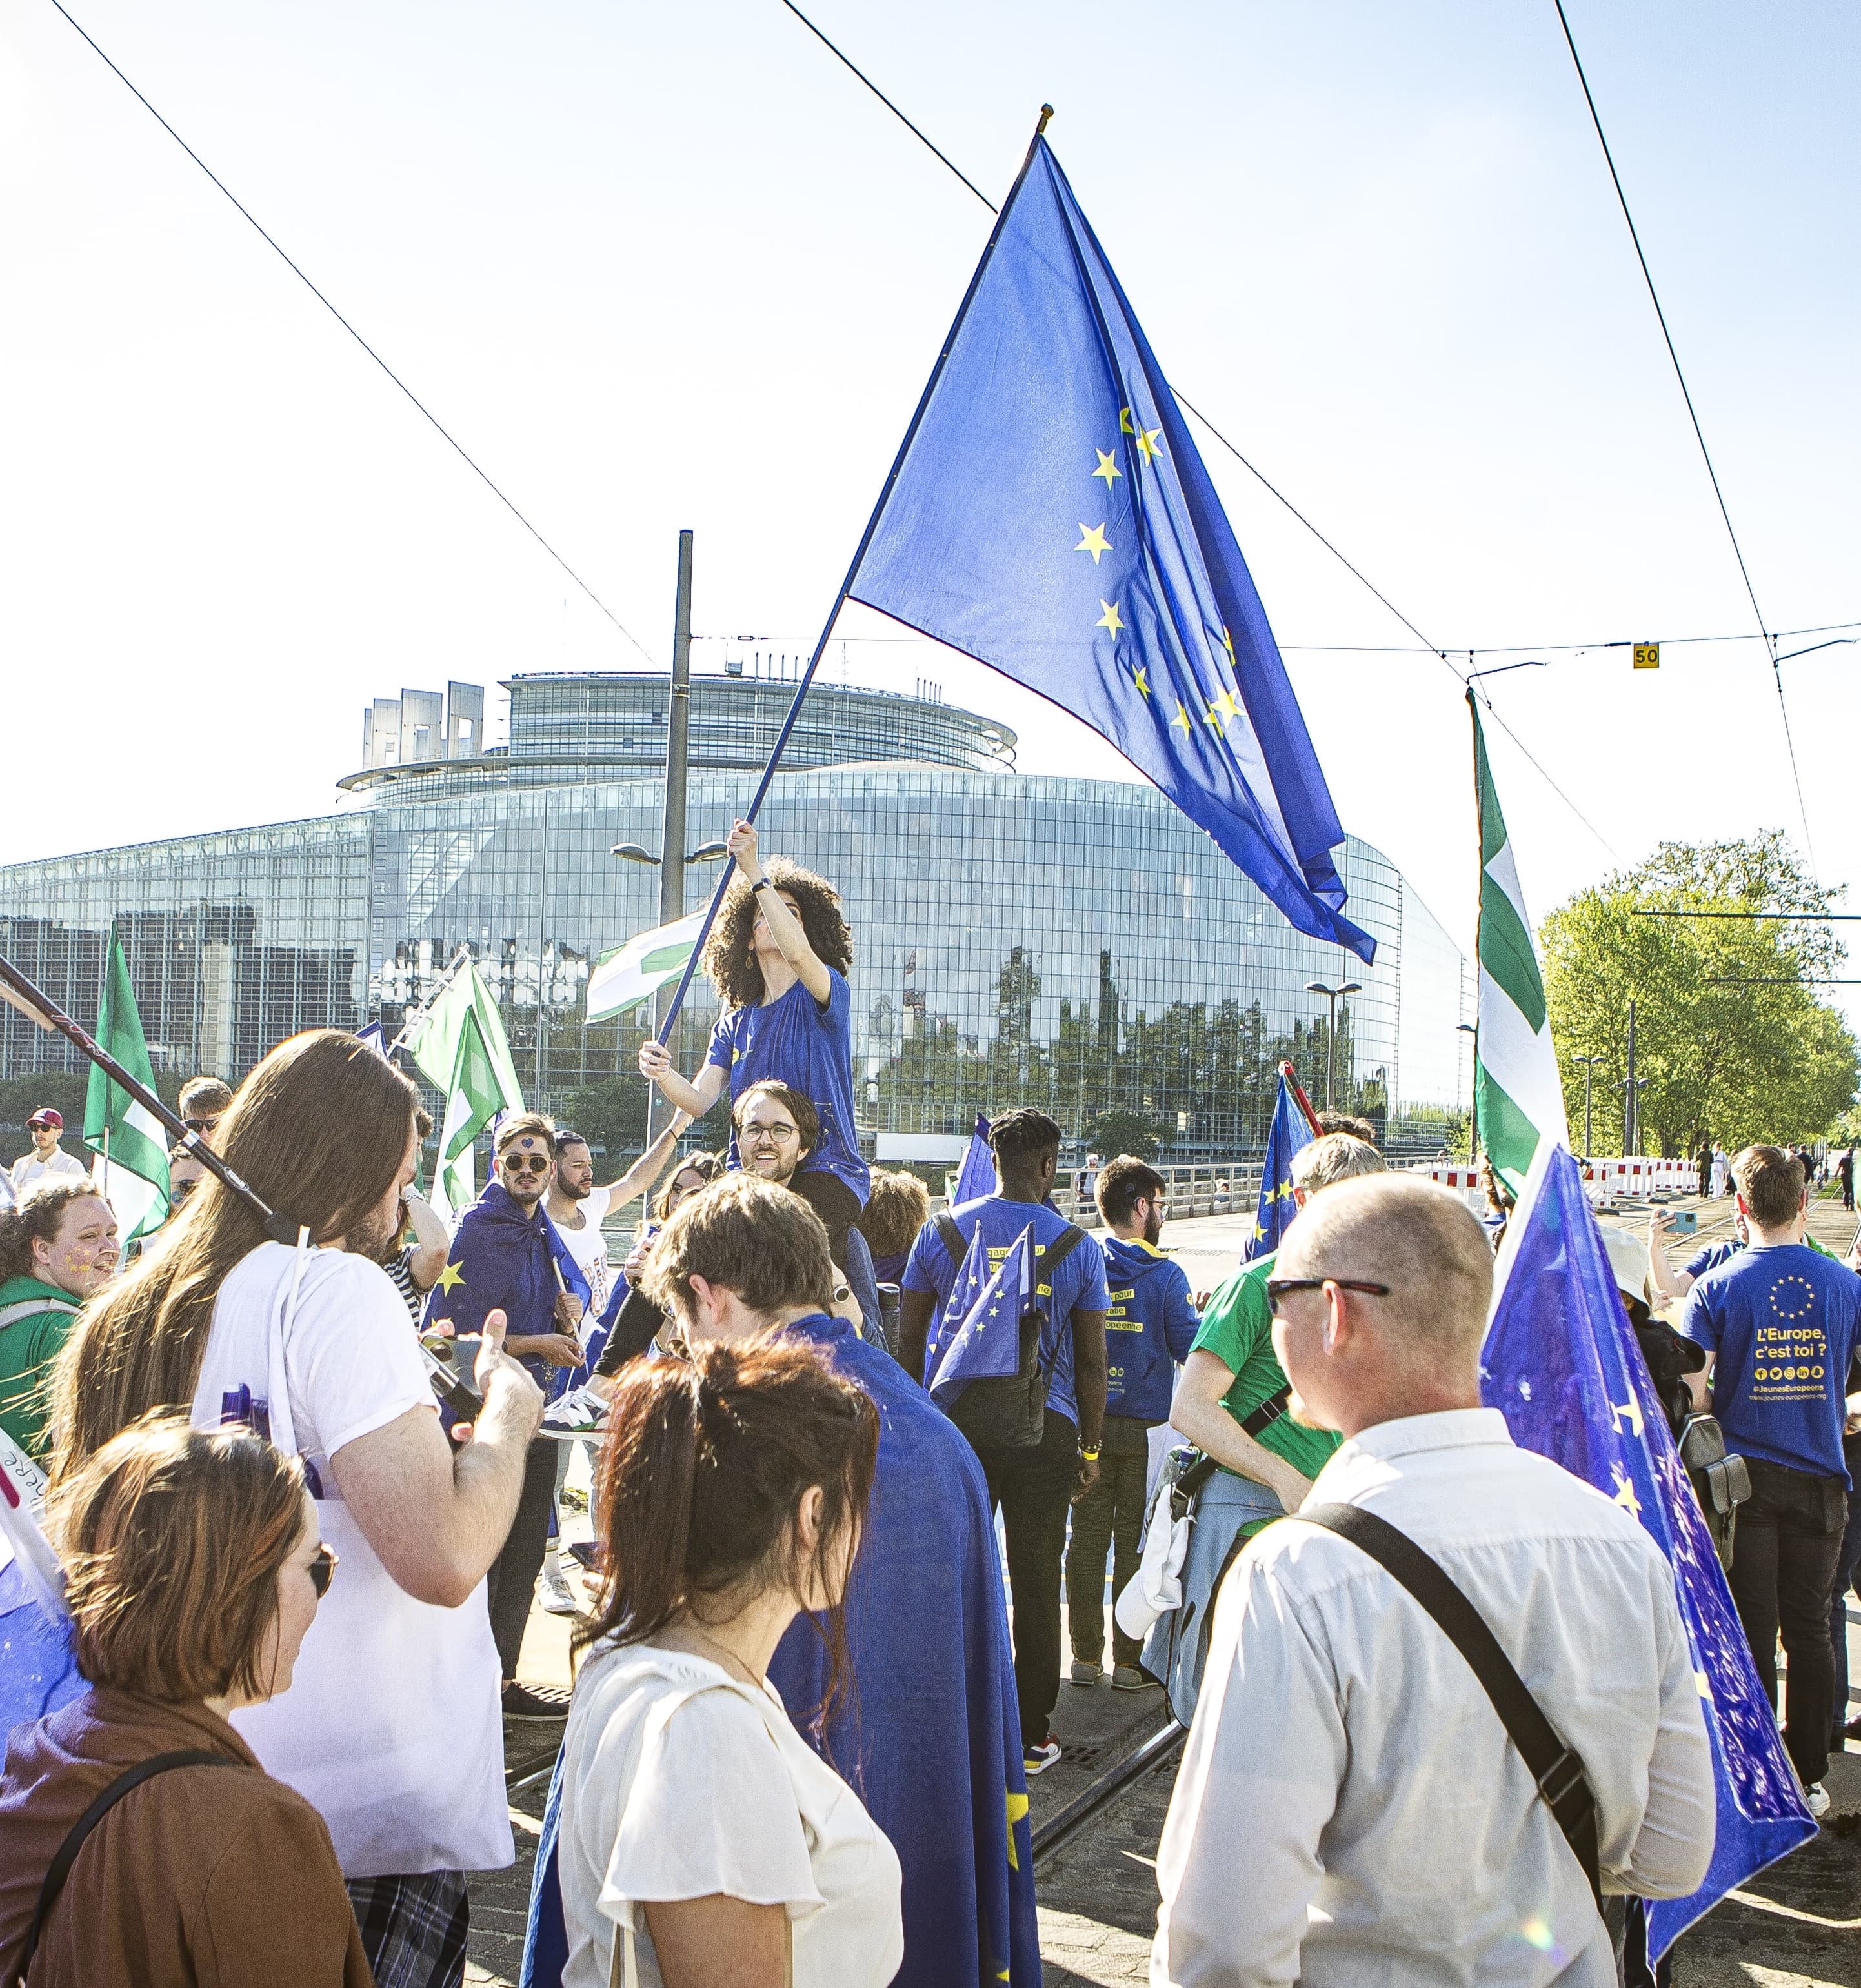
[
  {"left": 1087, "top": 1109, "right": 1165, "bottom": 1161},
  {"left": 1540, "top": 833, "right": 1860, "bottom": 1155},
  {"left": 550, "top": 1075, "right": 649, "bottom": 1158}
]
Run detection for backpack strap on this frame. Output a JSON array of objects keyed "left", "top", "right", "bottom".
[
  {"left": 1297, "top": 1502, "right": 1602, "bottom": 1913},
  {"left": 20, "top": 1751, "right": 239, "bottom": 1980},
  {"left": 934, "top": 1212, "right": 969, "bottom": 1273},
  {"left": 1035, "top": 1223, "right": 1087, "bottom": 1285},
  {"left": 0, "top": 1298, "right": 79, "bottom": 1336}
]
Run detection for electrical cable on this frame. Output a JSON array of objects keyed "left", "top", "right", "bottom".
[
  {"left": 44, "top": 0, "right": 657, "bottom": 665},
  {"left": 1551, "top": 0, "right": 1811, "bottom": 865},
  {"left": 773, "top": 0, "right": 1618, "bottom": 859}
]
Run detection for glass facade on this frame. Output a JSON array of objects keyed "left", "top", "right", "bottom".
[{"left": 0, "top": 673, "right": 1467, "bottom": 1160}]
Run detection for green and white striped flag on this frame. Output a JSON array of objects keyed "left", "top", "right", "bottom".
[
  {"left": 83, "top": 930, "right": 171, "bottom": 1243},
  {"left": 404, "top": 961, "right": 525, "bottom": 1223},
  {"left": 1469, "top": 694, "right": 1568, "bottom": 1194},
  {"left": 586, "top": 909, "right": 707, "bottom": 1022}
]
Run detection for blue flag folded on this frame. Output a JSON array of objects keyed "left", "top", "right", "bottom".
[
  {"left": 847, "top": 136, "right": 1371, "bottom": 962},
  {"left": 1483, "top": 1141, "right": 1815, "bottom": 1958},
  {"left": 953, "top": 1112, "right": 996, "bottom": 1207},
  {"left": 0, "top": 1469, "right": 81, "bottom": 1747},
  {"left": 928, "top": 1224, "right": 1037, "bottom": 1405},
  {"left": 1248, "top": 1074, "right": 1313, "bottom": 1261}
]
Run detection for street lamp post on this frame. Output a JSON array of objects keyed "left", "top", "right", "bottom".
[
  {"left": 1304, "top": 979, "right": 1362, "bottom": 1110},
  {"left": 1572, "top": 1054, "right": 1605, "bottom": 1158}
]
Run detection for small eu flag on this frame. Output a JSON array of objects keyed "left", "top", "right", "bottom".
[
  {"left": 1249, "top": 1073, "right": 1314, "bottom": 1260},
  {"left": 847, "top": 137, "right": 1372, "bottom": 962},
  {"left": 929, "top": 1225, "right": 1039, "bottom": 1407},
  {"left": 1484, "top": 1141, "right": 1814, "bottom": 1959},
  {"left": 952, "top": 1112, "right": 996, "bottom": 1207}
]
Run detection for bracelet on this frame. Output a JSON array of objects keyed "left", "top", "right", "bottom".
[{"left": 1079, "top": 1444, "right": 1102, "bottom": 1462}]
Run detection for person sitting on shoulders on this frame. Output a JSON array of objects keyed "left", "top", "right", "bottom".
[
  {"left": 636, "top": 821, "right": 869, "bottom": 1263},
  {"left": 0, "top": 1415, "right": 371, "bottom": 1987},
  {"left": 554, "top": 1336, "right": 901, "bottom": 1988}
]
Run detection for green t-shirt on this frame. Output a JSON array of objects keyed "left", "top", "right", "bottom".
[
  {"left": 1188, "top": 1250, "right": 1342, "bottom": 1485},
  {"left": 0, "top": 1274, "right": 81, "bottom": 1460}
]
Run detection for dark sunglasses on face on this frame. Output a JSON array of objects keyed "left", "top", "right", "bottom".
[
  {"left": 501, "top": 1153, "right": 550, "bottom": 1175},
  {"left": 1264, "top": 1276, "right": 1391, "bottom": 1313},
  {"left": 169, "top": 1178, "right": 198, "bottom": 1203},
  {"left": 308, "top": 1544, "right": 339, "bottom": 1599},
  {"left": 183, "top": 1115, "right": 220, "bottom": 1134}
]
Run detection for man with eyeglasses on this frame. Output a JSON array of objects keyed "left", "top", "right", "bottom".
[
  {"left": 1150, "top": 1133, "right": 1385, "bottom": 1724},
  {"left": 423, "top": 1114, "right": 590, "bottom": 1718},
  {"left": 177, "top": 1075, "right": 233, "bottom": 1149},
  {"left": 1153, "top": 1172, "right": 1715, "bottom": 1987}
]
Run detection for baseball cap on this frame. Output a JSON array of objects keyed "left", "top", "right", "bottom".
[{"left": 27, "top": 1108, "right": 63, "bottom": 1130}]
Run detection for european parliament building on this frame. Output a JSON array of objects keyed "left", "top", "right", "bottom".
[{"left": 0, "top": 669, "right": 1469, "bottom": 1161}]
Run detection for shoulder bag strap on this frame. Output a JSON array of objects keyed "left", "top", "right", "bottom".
[
  {"left": 934, "top": 1213, "right": 969, "bottom": 1274},
  {"left": 1298, "top": 1502, "right": 1602, "bottom": 1912},
  {"left": 19, "top": 1751, "right": 237, "bottom": 1982},
  {"left": 1036, "top": 1223, "right": 1087, "bottom": 1281},
  {"left": 0, "top": 1298, "right": 79, "bottom": 1335}
]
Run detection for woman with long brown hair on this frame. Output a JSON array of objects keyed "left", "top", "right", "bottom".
[
  {"left": 636, "top": 821, "right": 869, "bottom": 1265},
  {"left": 555, "top": 1336, "right": 900, "bottom": 1988},
  {"left": 46, "top": 1028, "right": 545, "bottom": 1988},
  {"left": 0, "top": 1416, "right": 370, "bottom": 1986}
]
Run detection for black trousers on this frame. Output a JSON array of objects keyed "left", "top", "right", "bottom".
[
  {"left": 1064, "top": 1415, "right": 1154, "bottom": 1667},
  {"left": 1727, "top": 1456, "right": 1847, "bottom": 1786},
  {"left": 974, "top": 1412, "right": 1079, "bottom": 1749},
  {"left": 485, "top": 1436, "right": 559, "bottom": 1680},
  {"left": 790, "top": 1169, "right": 860, "bottom": 1269}
]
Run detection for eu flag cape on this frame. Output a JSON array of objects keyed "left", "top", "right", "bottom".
[
  {"left": 424, "top": 1181, "right": 592, "bottom": 1400},
  {"left": 520, "top": 1312, "right": 1040, "bottom": 1988},
  {"left": 847, "top": 137, "right": 1371, "bottom": 962},
  {"left": 1248, "top": 1073, "right": 1313, "bottom": 1260},
  {"left": 1483, "top": 1141, "right": 1814, "bottom": 1957}
]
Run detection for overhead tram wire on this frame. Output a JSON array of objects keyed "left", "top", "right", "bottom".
[
  {"left": 1551, "top": 0, "right": 1811, "bottom": 867},
  {"left": 45, "top": 0, "right": 656, "bottom": 665},
  {"left": 773, "top": 0, "right": 1619, "bottom": 859}
]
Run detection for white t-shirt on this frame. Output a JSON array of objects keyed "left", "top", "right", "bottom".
[
  {"left": 554, "top": 1185, "right": 613, "bottom": 1318},
  {"left": 188, "top": 1241, "right": 510, "bottom": 1878},
  {"left": 559, "top": 1643, "right": 902, "bottom": 1988},
  {"left": 9, "top": 1150, "right": 87, "bottom": 1196}
]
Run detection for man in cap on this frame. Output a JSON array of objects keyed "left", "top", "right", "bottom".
[{"left": 9, "top": 1110, "right": 87, "bottom": 1199}]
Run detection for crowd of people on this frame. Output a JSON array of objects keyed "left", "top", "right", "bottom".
[{"left": 0, "top": 827, "right": 1855, "bottom": 1988}]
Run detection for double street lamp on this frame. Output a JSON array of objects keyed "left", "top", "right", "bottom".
[
  {"left": 1304, "top": 979, "right": 1362, "bottom": 1110},
  {"left": 611, "top": 841, "right": 729, "bottom": 867}
]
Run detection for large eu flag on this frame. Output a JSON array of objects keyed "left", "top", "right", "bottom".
[
  {"left": 927, "top": 1223, "right": 1037, "bottom": 1405},
  {"left": 1484, "top": 1142, "right": 1814, "bottom": 1960},
  {"left": 847, "top": 137, "right": 1372, "bottom": 962},
  {"left": 1248, "top": 1073, "right": 1314, "bottom": 1260}
]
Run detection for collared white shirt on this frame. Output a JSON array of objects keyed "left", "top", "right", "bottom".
[
  {"left": 9, "top": 1150, "right": 86, "bottom": 1196},
  {"left": 1153, "top": 1409, "right": 1714, "bottom": 1988}
]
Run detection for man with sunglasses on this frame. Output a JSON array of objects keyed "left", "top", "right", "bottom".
[
  {"left": 1149, "top": 1133, "right": 1384, "bottom": 1724},
  {"left": 1153, "top": 1172, "right": 1715, "bottom": 1987},
  {"left": 423, "top": 1114, "right": 590, "bottom": 1718},
  {"left": 177, "top": 1075, "right": 233, "bottom": 1149}
]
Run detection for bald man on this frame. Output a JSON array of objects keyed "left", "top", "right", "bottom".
[{"left": 1152, "top": 1174, "right": 1715, "bottom": 1988}]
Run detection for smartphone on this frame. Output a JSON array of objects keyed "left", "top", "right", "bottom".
[
  {"left": 566, "top": 1540, "right": 605, "bottom": 1573},
  {"left": 1666, "top": 1209, "right": 1697, "bottom": 1236}
]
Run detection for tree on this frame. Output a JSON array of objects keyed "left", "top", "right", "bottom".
[
  {"left": 1088, "top": 1109, "right": 1165, "bottom": 1161},
  {"left": 1540, "top": 834, "right": 1859, "bottom": 1154}
]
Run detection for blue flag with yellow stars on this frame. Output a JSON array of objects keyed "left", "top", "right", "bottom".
[
  {"left": 1249, "top": 1073, "right": 1313, "bottom": 1260},
  {"left": 953, "top": 1112, "right": 996, "bottom": 1206},
  {"left": 1484, "top": 1141, "right": 1814, "bottom": 1962},
  {"left": 847, "top": 137, "right": 1373, "bottom": 962},
  {"left": 928, "top": 1223, "right": 1038, "bottom": 1405}
]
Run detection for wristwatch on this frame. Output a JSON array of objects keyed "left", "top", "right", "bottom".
[
  {"left": 750, "top": 877, "right": 774, "bottom": 893},
  {"left": 1078, "top": 1443, "right": 1102, "bottom": 1462}
]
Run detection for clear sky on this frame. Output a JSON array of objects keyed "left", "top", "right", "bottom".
[{"left": 3, "top": 3, "right": 1856, "bottom": 1020}]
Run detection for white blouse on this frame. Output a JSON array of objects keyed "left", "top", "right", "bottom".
[{"left": 559, "top": 1642, "right": 903, "bottom": 1988}]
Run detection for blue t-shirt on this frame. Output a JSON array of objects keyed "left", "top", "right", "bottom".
[
  {"left": 1098, "top": 1233, "right": 1200, "bottom": 1423},
  {"left": 1680, "top": 1242, "right": 1861, "bottom": 1484},
  {"left": 1684, "top": 1238, "right": 1740, "bottom": 1281},
  {"left": 901, "top": 1194, "right": 1110, "bottom": 1432},
  {"left": 707, "top": 966, "right": 869, "bottom": 1204}
]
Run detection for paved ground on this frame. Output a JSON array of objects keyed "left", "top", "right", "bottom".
[{"left": 467, "top": 1184, "right": 1861, "bottom": 1983}]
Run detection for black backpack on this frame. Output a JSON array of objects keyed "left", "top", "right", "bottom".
[{"left": 932, "top": 1213, "right": 1087, "bottom": 1451}]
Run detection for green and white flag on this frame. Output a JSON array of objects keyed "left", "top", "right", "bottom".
[
  {"left": 586, "top": 909, "right": 707, "bottom": 1022},
  {"left": 403, "top": 961, "right": 525, "bottom": 1222},
  {"left": 1469, "top": 693, "right": 1568, "bottom": 1194},
  {"left": 83, "top": 930, "right": 171, "bottom": 1243}
]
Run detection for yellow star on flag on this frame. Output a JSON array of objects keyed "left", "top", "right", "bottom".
[
  {"left": 1119, "top": 405, "right": 1135, "bottom": 434},
  {"left": 434, "top": 1258, "right": 466, "bottom": 1293},
  {"left": 1092, "top": 448, "right": 1122, "bottom": 487},
  {"left": 1129, "top": 664, "right": 1151, "bottom": 699},
  {"left": 1171, "top": 699, "right": 1192, "bottom": 736},
  {"left": 1096, "top": 599, "right": 1124, "bottom": 636},
  {"left": 1075, "top": 522, "right": 1112, "bottom": 564},
  {"left": 1253, "top": 1218, "right": 1267, "bottom": 1241},
  {"left": 1212, "top": 684, "right": 1241, "bottom": 727},
  {"left": 1134, "top": 423, "right": 1163, "bottom": 463},
  {"left": 1006, "top": 1789, "right": 1030, "bottom": 1870},
  {"left": 1222, "top": 625, "right": 1238, "bottom": 672},
  {"left": 1203, "top": 697, "right": 1225, "bottom": 732},
  {"left": 1610, "top": 1472, "right": 1642, "bottom": 1520}
]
